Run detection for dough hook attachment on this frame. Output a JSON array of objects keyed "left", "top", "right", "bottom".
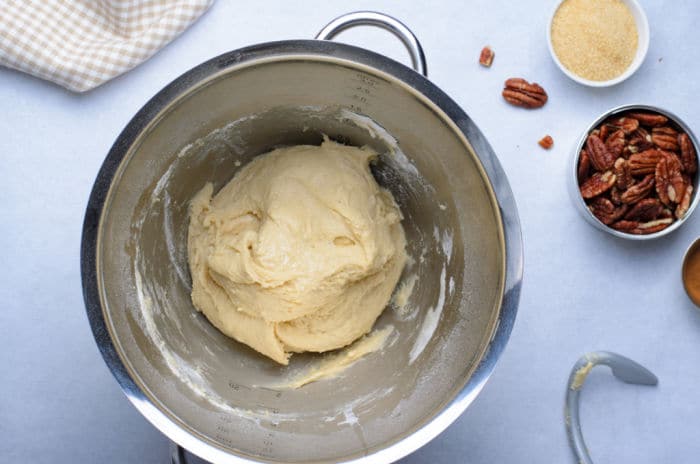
[{"left": 565, "top": 351, "right": 658, "bottom": 464}]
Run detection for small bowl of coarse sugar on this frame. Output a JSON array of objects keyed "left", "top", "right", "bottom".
[{"left": 547, "top": 0, "right": 650, "bottom": 87}]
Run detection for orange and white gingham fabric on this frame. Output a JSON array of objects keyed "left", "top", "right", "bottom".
[{"left": 0, "top": 0, "right": 214, "bottom": 92}]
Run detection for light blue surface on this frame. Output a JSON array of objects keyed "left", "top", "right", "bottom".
[{"left": 1, "top": 1, "right": 699, "bottom": 462}]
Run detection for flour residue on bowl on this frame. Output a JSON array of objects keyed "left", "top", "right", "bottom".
[
  {"left": 409, "top": 266, "right": 447, "bottom": 364},
  {"left": 273, "top": 326, "right": 395, "bottom": 389},
  {"left": 133, "top": 264, "right": 238, "bottom": 413},
  {"left": 392, "top": 274, "right": 418, "bottom": 313}
]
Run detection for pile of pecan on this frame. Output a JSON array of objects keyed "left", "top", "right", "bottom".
[{"left": 578, "top": 110, "right": 697, "bottom": 235}]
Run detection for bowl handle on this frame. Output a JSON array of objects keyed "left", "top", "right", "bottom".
[{"left": 315, "top": 11, "right": 428, "bottom": 77}]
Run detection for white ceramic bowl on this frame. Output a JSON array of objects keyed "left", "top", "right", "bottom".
[{"left": 547, "top": 0, "right": 650, "bottom": 87}]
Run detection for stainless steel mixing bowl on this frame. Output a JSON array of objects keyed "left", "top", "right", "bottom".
[{"left": 81, "top": 12, "right": 522, "bottom": 464}]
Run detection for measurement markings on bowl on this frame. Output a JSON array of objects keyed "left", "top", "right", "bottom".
[
  {"left": 261, "top": 429, "right": 276, "bottom": 456},
  {"left": 214, "top": 418, "right": 235, "bottom": 449},
  {"left": 345, "top": 72, "right": 381, "bottom": 114},
  {"left": 214, "top": 381, "right": 285, "bottom": 457},
  {"left": 214, "top": 414, "right": 279, "bottom": 458}
]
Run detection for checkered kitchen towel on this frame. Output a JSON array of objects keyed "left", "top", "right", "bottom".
[{"left": 0, "top": 0, "right": 214, "bottom": 92}]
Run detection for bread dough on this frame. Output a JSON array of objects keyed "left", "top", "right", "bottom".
[{"left": 187, "top": 140, "right": 407, "bottom": 365}]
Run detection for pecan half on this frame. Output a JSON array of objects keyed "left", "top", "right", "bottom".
[
  {"left": 656, "top": 155, "right": 671, "bottom": 205},
  {"left": 614, "top": 157, "right": 633, "bottom": 190},
  {"left": 479, "top": 46, "right": 494, "bottom": 67},
  {"left": 586, "top": 134, "right": 615, "bottom": 171},
  {"left": 502, "top": 78, "right": 548, "bottom": 109},
  {"left": 589, "top": 197, "right": 628, "bottom": 225},
  {"left": 679, "top": 133, "right": 698, "bottom": 174},
  {"left": 626, "top": 112, "right": 668, "bottom": 127},
  {"left": 588, "top": 197, "right": 613, "bottom": 222},
  {"left": 652, "top": 127, "right": 680, "bottom": 151},
  {"left": 580, "top": 171, "right": 616, "bottom": 199},
  {"left": 606, "top": 116, "right": 639, "bottom": 134},
  {"left": 665, "top": 151, "right": 686, "bottom": 202},
  {"left": 620, "top": 173, "right": 655, "bottom": 204},
  {"left": 606, "top": 130, "right": 626, "bottom": 158},
  {"left": 611, "top": 218, "right": 673, "bottom": 234},
  {"left": 676, "top": 185, "right": 694, "bottom": 219},
  {"left": 599, "top": 124, "right": 611, "bottom": 142},
  {"left": 637, "top": 218, "right": 674, "bottom": 233},
  {"left": 628, "top": 149, "right": 663, "bottom": 175},
  {"left": 624, "top": 198, "right": 664, "bottom": 221},
  {"left": 611, "top": 220, "right": 641, "bottom": 233},
  {"left": 656, "top": 152, "right": 685, "bottom": 205},
  {"left": 578, "top": 149, "right": 591, "bottom": 183}
]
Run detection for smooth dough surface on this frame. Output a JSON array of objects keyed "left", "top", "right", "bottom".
[{"left": 187, "top": 140, "right": 407, "bottom": 365}]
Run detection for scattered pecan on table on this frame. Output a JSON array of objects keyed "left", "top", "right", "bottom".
[
  {"left": 479, "top": 46, "right": 495, "bottom": 67},
  {"left": 577, "top": 110, "right": 698, "bottom": 234},
  {"left": 502, "top": 78, "right": 548, "bottom": 109}
]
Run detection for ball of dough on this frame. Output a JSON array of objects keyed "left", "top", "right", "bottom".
[{"left": 187, "top": 140, "right": 407, "bottom": 365}]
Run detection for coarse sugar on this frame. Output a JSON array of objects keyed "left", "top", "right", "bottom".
[{"left": 551, "top": 0, "right": 638, "bottom": 82}]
